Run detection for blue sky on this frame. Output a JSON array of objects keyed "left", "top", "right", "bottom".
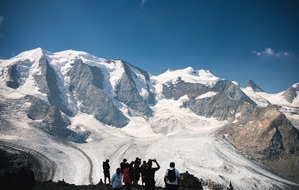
[{"left": 0, "top": 0, "right": 298, "bottom": 93}]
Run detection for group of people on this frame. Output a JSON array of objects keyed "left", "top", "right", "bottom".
[{"left": 102, "top": 158, "right": 180, "bottom": 190}]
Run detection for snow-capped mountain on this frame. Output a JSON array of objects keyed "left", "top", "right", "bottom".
[{"left": 1, "top": 48, "right": 299, "bottom": 190}]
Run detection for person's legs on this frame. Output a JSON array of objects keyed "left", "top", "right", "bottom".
[
  {"left": 104, "top": 174, "right": 107, "bottom": 184},
  {"left": 125, "top": 183, "right": 131, "bottom": 190},
  {"left": 104, "top": 173, "right": 110, "bottom": 184},
  {"left": 108, "top": 174, "right": 111, "bottom": 184}
]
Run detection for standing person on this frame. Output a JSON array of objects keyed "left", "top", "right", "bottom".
[
  {"left": 140, "top": 161, "right": 147, "bottom": 186},
  {"left": 112, "top": 168, "right": 123, "bottom": 190},
  {"left": 120, "top": 158, "right": 127, "bottom": 173},
  {"left": 129, "top": 161, "right": 134, "bottom": 182},
  {"left": 132, "top": 157, "right": 141, "bottom": 187},
  {"left": 103, "top": 159, "right": 111, "bottom": 185},
  {"left": 144, "top": 159, "right": 160, "bottom": 190},
  {"left": 164, "top": 162, "right": 180, "bottom": 190},
  {"left": 123, "top": 163, "right": 131, "bottom": 190}
]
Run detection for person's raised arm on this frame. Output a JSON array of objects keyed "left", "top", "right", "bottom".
[{"left": 153, "top": 159, "right": 160, "bottom": 170}]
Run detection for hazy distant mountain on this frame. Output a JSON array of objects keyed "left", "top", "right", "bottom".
[{"left": 1, "top": 48, "right": 299, "bottom": 189}]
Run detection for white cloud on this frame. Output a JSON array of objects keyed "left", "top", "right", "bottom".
[
  {"left": 252, "top": 47, "right": 290, "bottom": 57},
  {"left": 264, "top": 47, "right": 274, "bottom": 56},
  {"left": 0, "top": 16, "right": 4, "bottom": 26}
]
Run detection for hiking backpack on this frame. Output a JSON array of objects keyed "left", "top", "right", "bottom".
[{"left": 168, "top": 169, "right": 176, "bottom": 182}]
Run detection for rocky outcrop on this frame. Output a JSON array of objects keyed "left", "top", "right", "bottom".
[
  {"left": 26, "top": 95, "right": 89, "bottom": 142},
  {"left": 34, "top": 57, "right": 73, "bottom": 116},
  {"left": 128, "top": 63, "right": 156, "bottom": 106},
  {"left": 162, "top": 78, "right": 210, "bottom": 100},
  {"left": 68, "top": 59, "right": 129, "bottom": 128},
  {"left": 165, "top": 80, "right": 257, "bottom": 121},
  {"left": 283, "top": 83, "right": 299, "bottom": 103},
  {"left": 219, "top": 106, "right": 299, "bottom": 182},
  {"left": 246, "top": 79, "right": 264, "bottom": 92},
  {"left": 213, "top": 80, "right": 256, "bottom": 104},
  {"left": 6, "top": 64, "right": 20, "bottom": 89},
  {"left": 115, "top": 61, "right": 153, "bottom": 117}
]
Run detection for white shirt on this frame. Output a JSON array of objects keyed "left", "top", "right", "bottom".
[{"left": 164, "top": 168, "right": 180, "bottom": 185}]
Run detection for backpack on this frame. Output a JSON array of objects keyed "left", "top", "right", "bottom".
[{"left": 167, "top": 169, "right": 176, "bottom": 182}]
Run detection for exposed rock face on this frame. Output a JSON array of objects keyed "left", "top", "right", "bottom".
[
  {"left": 163, "top": 80, "right": 256, "bottom": 121},
  {"left": 128, "top": 63, "right": 156, "bottom": 106},
  {"left": 68, "top": 59, "right": 129, "bottom": 127},
  {"left": 34, "top": 57, "right": 73, "bottom": 116},
  {"left": 246, "top": 79, "right": 264, "bottom": 92},
  {"left": 213, "top": 80, "right": 256, "bottom": 104},
  {"left": 222, "top": 106, "right": 299, "bottom": 158},
  {"left": 25, "top": 95, "right": 89, "bottom": 142},
  {"left": 218, "top": 106, "right": 299, "bottom": 182},
  {"left": 162, "top": 78, "right": 210, "bottom": 100},
  {"left": 283, "top": 83, "right": 299, "bottom": 103},
  {"left": 115, "top": 62, "right": 153, "bottom": 117},
  {"left": 6, "top": 64, "right": 20, "bottom": 89},
  {"left": 5, "top": 59, "right": 33, "bottom": 89}
]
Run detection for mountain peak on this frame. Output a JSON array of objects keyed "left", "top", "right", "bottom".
[
  {"left": 153, "top": 67, "right": 220, "bottom": 88},
  {"left": 292, "top": 83, "right": 299, "bottom": 90},
  {"left": 282, "top": 82, "right": 299, "bottom": 103},
  {"left": 246, "top": 79, "right": 264, "bottom": 92},
  {"left": 14, "top": 47, "right": 45, "bottom": 59}
]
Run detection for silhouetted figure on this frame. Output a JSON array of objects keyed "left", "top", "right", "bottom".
[
  {"left": 99, "top": 178, "right": 104, "bottom": 185},
  {"left": 132, "top": 157, "right": 141, "bottom": 187},
  {"left": 129, "top": 161, "right": 134, "bottom": 182},
  {"left": 112, "top": 168, "right": 123, "bottom": 190},
  {"left": 103, "top": 159, "right": 111, "bottom": 184},
  {"left": 144, "top": 159, "right": 160, "bottom": 190},
  {"left": 120, "top": 158, "right": 127, "bottom": 173},
  {"left": 140, "top": 161, "right": 147, "bottom": 186},
  {"left": 164, "top": 162, "right": 180, "bottom": 190},
  {"left": 14, "top": 165, "right": 35, "bottom": 190},
  {"left": 123, "top": 163, "right": 131, "bottom": 190}
]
